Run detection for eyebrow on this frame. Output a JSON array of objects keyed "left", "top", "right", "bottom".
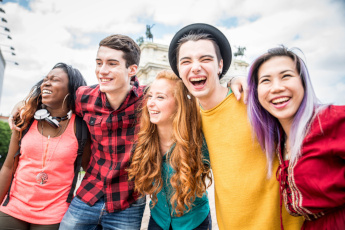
[
  {"left": 179, "top": 54, "right": 215, "bottom": 62},
  {"left": 200, "top": 54, "right": 214, "bottom": 59},
  {"left": 157, "top": 92, "right": 168, "bottom": 96},
  {"left": 259, "top": 69, "right": 295, "bottom": 79},
  {"left": 43, "top": 75, "right": 61, "bottom": 81},
  {"left": 280, "top": 69, "right": 294, "bottom": 74},
  {"left": 45, "top": 74, "right": 58, "bottom": 78},
  {"left": 149, "top": 91, "right": 168, "bottom": 97},
  {"left": 179, "top": 56, "right": 190, "bottom": 62},
  {"left": 95, "top": 58, "right": 120, "bottom": 62}
]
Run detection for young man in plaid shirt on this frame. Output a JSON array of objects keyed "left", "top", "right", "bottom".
[{"left": 59, "top": 35, "right": 146, "bottom": 229}]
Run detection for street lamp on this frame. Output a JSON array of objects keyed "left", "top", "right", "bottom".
[
  {"left": 0, "top": 44, "right": 14, "bottom": 50},
  {"left": 0, "top": 33, "right": 11, "bottom": 39},
  {"left": 5, "top": 60, "right": 19, "bottom": 65},
  {"left": 0, "top": 26, "right": 9, "bottom": 32},
  {"left": 2, "top": 50, "right": 15, "bottom": 55}
]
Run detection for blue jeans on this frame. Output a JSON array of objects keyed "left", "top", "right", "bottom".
[{"left": 59, "top": 196, "right": 146, "bottom": 230}]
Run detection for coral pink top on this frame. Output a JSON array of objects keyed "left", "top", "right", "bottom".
[{"left": 0, "top": 114, "right": 78, "bottom": 224}]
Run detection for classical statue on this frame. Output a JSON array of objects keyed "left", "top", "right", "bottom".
[
  {"left": 146, "top": 24, "right": 155, "bottom": 42},
  {"left": 234, "top": 46, "right": 246, "bottom": 57}
]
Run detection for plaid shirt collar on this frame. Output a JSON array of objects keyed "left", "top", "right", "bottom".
[{"left": 100, "top": 76, "right": 141, "bottom": 111}]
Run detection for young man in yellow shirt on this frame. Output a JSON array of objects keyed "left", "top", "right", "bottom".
[{"left": 168, "top": 23, "right": 303, "bottom": 230}]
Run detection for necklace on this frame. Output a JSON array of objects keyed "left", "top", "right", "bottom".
[{"left": 36, "top": 120, "right": 69, "bottom": 184}]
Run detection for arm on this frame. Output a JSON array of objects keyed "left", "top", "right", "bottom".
[
  {"left": 227, "top": 76, "right": 248, "bottom": 104},
  {"left": 0, "top": 131, "right": 20, "bottom": 204}
]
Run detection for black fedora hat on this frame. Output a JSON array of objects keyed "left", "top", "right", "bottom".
[{"left": 168, "top": 23, "right": 232, "bottom": 79}]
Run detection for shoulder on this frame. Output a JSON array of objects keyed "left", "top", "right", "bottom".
[
  {"left": 75, "top": 84, "right": 101, "bottom": 104},
  {"left": 308, "top": 105, "right": 345, "bottom": 137},
  {"left": 314, "top": 105, "right": 345, "bottom": 123},
  {"left": 322, "top": 105, "right": 345, "bottom": 115},
  {"left": 76, "top": 84, "right": 99, "bottom": 95}
]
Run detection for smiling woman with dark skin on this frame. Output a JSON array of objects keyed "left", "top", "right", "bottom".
[{"left": 0, "top": 63, "right": 89, "bottom": 230}]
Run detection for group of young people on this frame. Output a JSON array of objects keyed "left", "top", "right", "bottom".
[{"left": 0, "top": 23, "right": 344, "bottom": 230}]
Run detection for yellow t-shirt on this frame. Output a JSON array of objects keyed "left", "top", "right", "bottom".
[{"left": 201, "top": 93, "right": 303, "bottom": 230}]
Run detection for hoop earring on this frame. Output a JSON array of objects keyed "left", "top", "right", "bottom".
[{"left": 61, "top": 94, "right": 70, "bottom": 110}]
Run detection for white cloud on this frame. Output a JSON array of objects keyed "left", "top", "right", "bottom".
[{"left": 0, "top": 0, "right": 344, "bottom": 115}]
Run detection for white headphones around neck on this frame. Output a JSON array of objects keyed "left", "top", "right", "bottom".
[{"left": 34, "top": 109, "right": 72, "bottom": 128}]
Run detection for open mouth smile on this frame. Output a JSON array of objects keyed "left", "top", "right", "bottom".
[
  {"left": 42, "top": 89, "right": 52, "bottom": 95},
  {"left": 100, "top": 78, "right": 112, "bottom": 82},
  {"left": 190, "top": 76, "right": 206, "bottom": 87},
  {"left": 271, "top": 97, "right": 291, "bottom": 107},
  {"left": 149, "top": 110, "right": 160, "bottom": 115}
]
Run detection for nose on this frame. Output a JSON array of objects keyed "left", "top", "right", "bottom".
[
  {"left": 191, "top": 61, "right": 201, "bottom": 74},
  {"left": 41, "top": 79, "right": 51, "bottom": 87},
  {"left": 99, "top": 63, "right": 109, "bottom": 75},
  {"left": 147, "top": 98, "right": 155, "bottom": 108},
  {"left": 270, "top": 79, "right": 285, "bottom": 93}
]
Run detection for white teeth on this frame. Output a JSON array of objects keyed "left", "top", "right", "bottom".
[
  {"left": 42, "top": 89, "right": 52, "bottom": 94},
  {"left": 100, "top": 78, "right": 111, "bottom": 82},
  {"left": 190, "top": 77, "right": 206, "bottom": 82},
  {"left": 150, "top": 111, "right": 159, "bottom": 114},
  {"left": 272, "top": 97, "right": 290, "bottom": 104}
]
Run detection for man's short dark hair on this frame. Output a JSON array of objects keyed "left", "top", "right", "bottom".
[{"left": 99, "top": 34, "right": 141, "bottom": 68}]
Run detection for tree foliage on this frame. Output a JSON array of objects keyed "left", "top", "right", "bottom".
[{"left": 0, "top": 120, "right": 11, "bottom": 165}]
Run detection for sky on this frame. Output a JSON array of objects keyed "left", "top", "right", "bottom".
[{"left": 0, "top": 0, "right": 344, "bottom": 115}]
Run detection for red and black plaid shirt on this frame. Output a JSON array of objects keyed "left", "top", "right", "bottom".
[{"left": 74, "top": 77, "right": 145, "bottom": 212}]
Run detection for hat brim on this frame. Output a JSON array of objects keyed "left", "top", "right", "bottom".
[{"left": 168, "top": 23, "right": 232, "bottom": 79}]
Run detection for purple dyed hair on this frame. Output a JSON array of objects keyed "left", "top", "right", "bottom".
[{"left": 247, "top": 46, "right": 324, "bottom": 176}]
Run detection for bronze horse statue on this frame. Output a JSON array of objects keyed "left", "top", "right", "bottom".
[
  {"left": 146, "top": 24, "right": 155, "bottom": 42},
  {"left": 234, "top": 46, "right": 246, "bottom": 57}
]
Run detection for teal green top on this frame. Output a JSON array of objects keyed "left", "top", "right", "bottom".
[
  {"left": 150, "top": 140, "right": 210, "bottom": 230},
  {"left": 227, "top": 87, "right": 233, "bottom": 96}
]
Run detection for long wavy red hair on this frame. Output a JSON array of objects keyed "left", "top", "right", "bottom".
[{"left": 128, "top": 70, "right": 212, "bottom": 217}]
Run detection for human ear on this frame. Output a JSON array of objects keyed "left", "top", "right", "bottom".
[
  {"left": 128, "top": 64, "right": 138, "bottom": 77},
  {"left": 218, "top": 59, "right": 223, "bottom": 75}
]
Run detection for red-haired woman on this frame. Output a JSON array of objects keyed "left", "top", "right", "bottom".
[{"left": 128, "top": 70, "right": 212, "bottom": 230}]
